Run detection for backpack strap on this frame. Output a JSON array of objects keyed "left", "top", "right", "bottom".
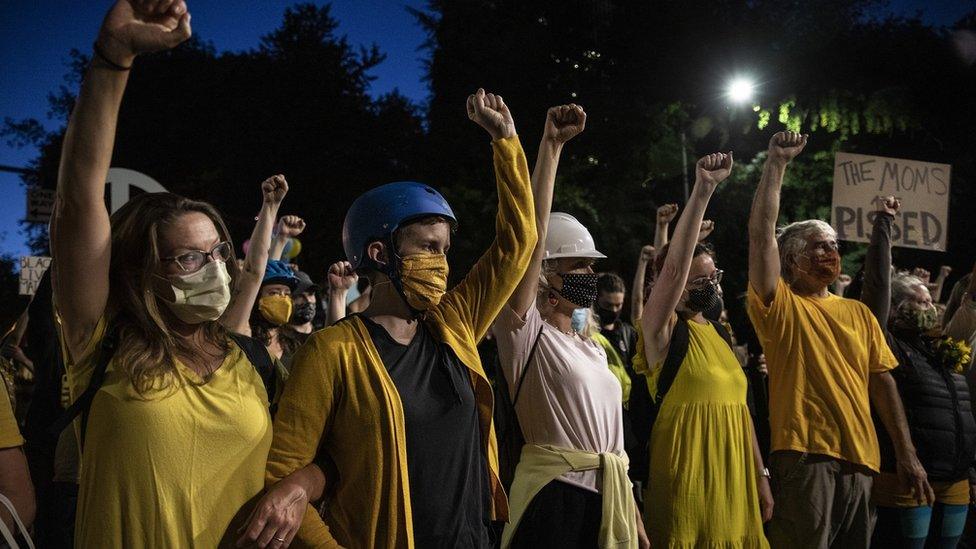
[
  {"left": 707, "top": 319, "right": 735, "bottom": 349},
  {"left": 655, "top": 317, "right": 690, "bottom": 403},
  {"left": 48, "top": 326, "right": 119, "bottom": 448},
  {"left": 512, "top": 325, "right": 545, "bottom": 408},
  {"left": 227, "top": 332, "right": 277, "bottom": 402},
  {"left": 656, "top": 318, "right": 735, "bottom": 404}
]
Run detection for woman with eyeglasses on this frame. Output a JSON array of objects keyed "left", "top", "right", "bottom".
[
  {"left": 49, "top": 1, "right": 323, "bottom": 546},
  {"left": 634, "top": 153, "right": 772, "bottom": 548}
]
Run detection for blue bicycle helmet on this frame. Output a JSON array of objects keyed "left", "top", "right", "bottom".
[
  {"left": 342, "top": 181, "right": 457, "bottom": 269},
  {"left": 263, "top": 259, "right": 299, "bottom": 291}
]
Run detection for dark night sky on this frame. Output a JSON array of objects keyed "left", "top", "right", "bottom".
[{"left": 0, "top": 0, "right": 971, "bottom": 258}]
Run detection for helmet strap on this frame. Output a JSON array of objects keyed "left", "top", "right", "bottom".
[{"left": 376, "top": 235, "right": 424, "bottom": 319}]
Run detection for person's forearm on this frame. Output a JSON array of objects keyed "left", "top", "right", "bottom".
[
  {"left": 57, "top": 62, "right": 129, "bottom": 212},
  {"left": 747, "top": 158, "right": 787, "bottom": 299},
  {"left": 507, "top": 137, "right": 561, "bottom": 315},
  {"left": 0, "top": 447, "right": 35, "bottom": 531},
  {"left": 327, "top": 290, "right": 348, "bottom": 325},
  {"left": 930, "top": 273, "right": 948, "bottom": 303},
  {"left": 748, "top": 159, "right": 786, "bottom": 242},
  {"left": 653, "top": 220, "right": 669, "bottom": 250},
  {"left": 632, "top": 258, "right": 648, "bottom": 321},
  {"left": 870, "top": 372, "right": 916, "bottom": 458},
  {"left": 281, "top": 463, "right": 327, "bottom": 502},
  {"left": 862, "top": 212, "right": 893, "bottom": 324},
  {"left": 269, "top": 234, "right": 289, "bottom": 261},
  {"left": 748, "top": 418, "right": 765, "bottom": 473},
  {"left": 642, "top": 184, "right": 712, "bottom": 336},
  {"left": 247, "top": 202, "right": 280, "bottom": 271}
]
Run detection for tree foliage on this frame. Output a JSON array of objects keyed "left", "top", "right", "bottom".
[{"left": 3, "top": 1, "right": 975, "bottom": 337}]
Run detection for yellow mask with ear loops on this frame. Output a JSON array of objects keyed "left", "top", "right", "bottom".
[
  {"left": 259, "top": 294, "right": 293, "bottom": 326},
  {"left": 399, "top": 253, "right": 449, "bottom": 311}
]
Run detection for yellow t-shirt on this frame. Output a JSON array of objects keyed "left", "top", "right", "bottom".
[
  {"left": 747, "top": 278, "right": 897, "bottom": 471},
  {"left": 64, "top": 319, "right": 273, "bottom": 548},
  {"left": 0, "top": 382, "right": 23, "bottom": 449}
]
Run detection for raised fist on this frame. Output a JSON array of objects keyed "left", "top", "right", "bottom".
[
  {"left": 939, "top": 265, "right": 952, "bottom": 278},
  {"left": 698, "top": 220, "right": 716, "bottom": 242},
  {"left": 261, "top": 174, "right": 288, "bottom": 205},
  {"left": 639, "top": 245, "right": 655, "bottom": 263},
  {"left": 328, "top": 261, "right": 358, "bottom": 292},
  {"left": 695, "top": 152, "right": 733, "bottom": 191},
  {"left": 877, "top": 195, "right": 901, "bottom": 216},
  {"left": 657, "top": 204, "right": 678, "bottom": 225},
  {"left": 543, "top": 104, "right": 586, "bottom": 144},
  {"left": 912, "top": 267, "right": 931, "bottom": 284},
  {"left": 98, "top": 0, "right": 192, "bottom": 64},
  {"left": 276, "top": 215, "right": 305, "bottom": 238},
  {"left": 466, "top": 88, "right": 516, "bottom": 141},
  {"left": 768, "top": 131, "right": 808, "bottom": 164}
]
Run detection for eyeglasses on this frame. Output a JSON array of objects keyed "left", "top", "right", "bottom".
[
  {"left": 688, "top": 269, "right": 723, "bottom": 289},
  {"left": 804, "top": 240, "right": 839, "bottom": 255},
  {"left": 163, "top": 241, "right": 233, "bottom": 273}
]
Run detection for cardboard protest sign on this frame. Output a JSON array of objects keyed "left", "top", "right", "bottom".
[
  {"left": 19, "top": 256, "right": 52, "bottom": 296},
  {"left": 831, "top": 152, "right": 950, "bottom": 251}
]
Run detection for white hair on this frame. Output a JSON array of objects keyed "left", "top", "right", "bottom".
[
  {"left": 891, "top": 273, "right": 926, "bottom": 308},
  {"left": 776, "top": 220, "right": 837, "bottom": 282}
]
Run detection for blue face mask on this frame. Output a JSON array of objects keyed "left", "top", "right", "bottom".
[{"left": 571, "top": 308, "right": 589, "bottom": 333}]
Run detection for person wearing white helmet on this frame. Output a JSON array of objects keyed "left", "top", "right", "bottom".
[{"left": 491, "top": 103, "right": 649, "bottom": 549}]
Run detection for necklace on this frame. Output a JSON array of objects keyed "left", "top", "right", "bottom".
[{"left": 542, "top": 316, "right": 576, "bottom": 337}]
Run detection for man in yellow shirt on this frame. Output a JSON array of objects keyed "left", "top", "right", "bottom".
[{"left": 746, "top": 131, "right": 933, "bottom": 548}]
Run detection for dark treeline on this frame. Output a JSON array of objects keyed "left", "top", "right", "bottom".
[{"left": 4, "top": 0, "right": 975, "bottom": 335}]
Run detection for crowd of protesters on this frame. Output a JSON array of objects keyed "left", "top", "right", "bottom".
[{"left": 1, "top": 1, "right": 976, "bottom": 548}]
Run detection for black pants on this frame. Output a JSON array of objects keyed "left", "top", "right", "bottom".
[{"left": 510, "top": 480, "right": 602, "bottom": 548}]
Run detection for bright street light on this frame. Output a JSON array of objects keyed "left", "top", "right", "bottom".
[{"left": 727, "top": 77, "right": 755, "bottom": 104}]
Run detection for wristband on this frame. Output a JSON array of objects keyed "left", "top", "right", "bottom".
[{"left": 93, "top": 41, "right": 132, "bottom": 71}]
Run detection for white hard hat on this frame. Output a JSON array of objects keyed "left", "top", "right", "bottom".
[{"left": 544, "top": 212, "right": 606, "bottom": 260}]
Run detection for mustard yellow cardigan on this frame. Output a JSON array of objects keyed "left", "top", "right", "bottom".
[{"left": 265, "top": 135, "right": 537, "bottom": 548}]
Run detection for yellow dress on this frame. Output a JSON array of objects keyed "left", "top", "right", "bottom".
[
  {"left": 645, "top": 320, "right": 768, "bottom": 549},
  {"left": 63, "top": 319, "right": 273, "bottom": 548}
]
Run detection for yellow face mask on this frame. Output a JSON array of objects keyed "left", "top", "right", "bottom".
[
  {"left": 399, "top": 253, "right": 449, "bottom": 311},
  {"left": 258, "top": 294, "right": 293, "bottom": 326}
]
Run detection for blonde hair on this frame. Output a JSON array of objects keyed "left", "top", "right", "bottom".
[{"left": 108, "top": 193, "right": 240, "bottom": 394}]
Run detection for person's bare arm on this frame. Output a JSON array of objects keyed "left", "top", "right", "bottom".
[
  {"left": 220, "top": 175, "right": 288, "bottom": 336},
  {"left": 0, "top": 447, "right": 34, "bottom": 532},
  {"left": 931, "top": 265, "right": 952, "bottom": 303},
  {"left": 697, "top": 220, "right": 715, "bottom": 242},
  {"left": 747, "top": 131, "right": 807, "bottom": 304},
  {"left": 268, "top": 216, "right": 305, "bottom": 262},
  {"left": 631, "top": 245, "right": 654, "bottom": 321},
  {"left": 326, "top": 261, "right": 357, "bottom": 325},
  {"left": 641, "top": 153, "right": 733, "bottom": 365},
  {"left": 746, "top": 417, "right": 773, "bottom": 522},
  {"left": 53, "top": 1, "right": 192, "bottom": 358},
  {"left": 506, "top": 104, "right": 586, "bottom": 317},
  {"left": 653, "top": 204, "right": 677, "bottom": 251},
  {"left": 870, "top": 372, "right": 935, "bottom": 505}
]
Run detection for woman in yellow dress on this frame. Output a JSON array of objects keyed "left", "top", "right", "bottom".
[
  {"left": 50, "top": 2, "right": 324, "bottom": 546},
  {"left": 635, "top": 152, "right": 772, "bottom": 548}
]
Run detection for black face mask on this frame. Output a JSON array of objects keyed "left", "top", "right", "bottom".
[
  {"left": 556, "top": 273, "right": 599, "bottom": 308},
  {"left": 686, "top": 284, "right": 720, "bottom": 314},
  {"left": 595, "top": 304, "right": 621, "bottom": 326},
  {"left": 702, "top": 295, "right": 724, "bottom": 322},
  {"left": 291, "top": 302, "right": 316, "bottom": 325}
]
